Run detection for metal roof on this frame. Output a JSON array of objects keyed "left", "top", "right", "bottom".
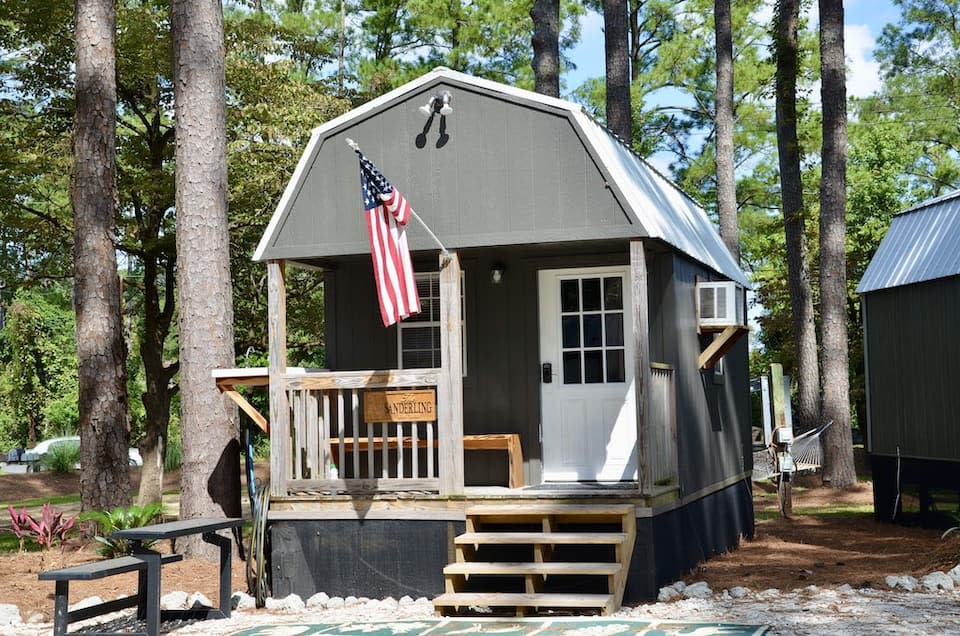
[
  {"left": 254, "top": 67, "right": 748, "bottom": 287},
  {"left": 857, "top": 190, "right": 960, "bottom": 293}
]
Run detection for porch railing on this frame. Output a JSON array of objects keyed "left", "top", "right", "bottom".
[
  {"left": 649, "top": 363, "right": 678, "bottom": 487},
  {"left": 283, "top": 368, "right": 442, "bottom": 493}
]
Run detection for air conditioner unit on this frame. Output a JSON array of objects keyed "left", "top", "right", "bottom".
[{"left": 697, "top": 281, "right": 745, "bottom": 330}]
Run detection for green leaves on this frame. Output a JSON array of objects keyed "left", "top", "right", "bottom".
[
  {"left": 79, "top": 502, "right": 164, "bottom": 558},
  {"left": 0, "top": 287, "right": 78, "bottom": 449}
]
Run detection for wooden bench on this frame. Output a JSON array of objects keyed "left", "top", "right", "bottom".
[
  {"left": 330, "top": 433, "right": 524, "bottom": 488},
  {"left": 39, "top": 552, "right": 183, "bottom": 636}
]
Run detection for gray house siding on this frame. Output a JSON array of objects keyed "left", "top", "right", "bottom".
[
  {"left": 669, "top": 255, "right": 751, "bottom": 495},
  {"left": 259, "top": 83, "right": 639, "bottom": 262},
  {"left": 864, "top": 275, "right": 960, "bottom": 461}
]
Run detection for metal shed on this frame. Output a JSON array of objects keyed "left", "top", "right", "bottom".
[
  {"left": 225, "top": 68, "right": 754, "bottom": 610},
  {"left": 857, "top": 190, "right": 960, "bottom": 521}
]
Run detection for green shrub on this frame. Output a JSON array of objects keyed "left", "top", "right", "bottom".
[
  {"left": 164, "top": 441, "right": 182, "bottom": 471},
  {"left": 79, "top": 503, "right": 164, "bottom": 558},
  {"left": 253, "top": 433, "right": 270, "bottom": 460},
  {"left": 39, "top": 440, "right": 80, "bottom": 473}
]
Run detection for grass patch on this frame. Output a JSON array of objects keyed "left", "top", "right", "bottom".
[
  {"left": 2, "top": 494, "right": 81, "bottom": 509},
  {"left": 756, "top": 503, "right": 874, "bottom": 522}
]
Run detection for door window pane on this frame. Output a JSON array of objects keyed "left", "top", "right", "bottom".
[
  {"left": 584, "top": 351, "right": 604, "bottom": 383},
  {"left": 604, "top": 277, "right": 623, "bottom": 310},
  {"left": 562, "top": 316, "right": 580, "bottom": 348},
  {"left": 583, "top": 314, "right": 602, "bottom": 347},
  {"left": 582, "top": 278, "right": 601, "bottom": 311},
  {"left": 563, "top": 351, "right": 581, "bottom": 384},
  {"left": 605, "top": 314, "right": 624, "bottom": 346},
  {"left": 561, "top": 279, "right": 579, "bottom": 312},
  {"left": 606, "top": 350, "right": 625, "bottom": 383}
]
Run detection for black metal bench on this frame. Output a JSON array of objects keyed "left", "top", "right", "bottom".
[{"left": 39, "top": 552, "right": 183, "bottom": 636}]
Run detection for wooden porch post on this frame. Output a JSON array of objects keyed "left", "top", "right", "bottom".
[
  {"left": 631, "top": 241, "right": 653, "bottom": 494},
  {"left": 438, "top": 252, "right": 464, "bottom": 496},
  {"left": 268, "top": 260, "right": 289, "bottom": 497}
]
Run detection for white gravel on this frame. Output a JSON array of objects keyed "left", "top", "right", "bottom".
[{"left": 4, "top": 581, "right": 960, "bottom": 635}]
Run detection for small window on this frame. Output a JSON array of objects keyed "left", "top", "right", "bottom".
[
  {"left": 712, "top": 333, "right": 725, "bottom": 383},
  {"left": 398, "top": 272, "right": 465, "bottom": 374}
]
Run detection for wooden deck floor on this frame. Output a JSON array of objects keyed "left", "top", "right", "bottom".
[{"left": 267, "top": 483, "right": 679, "bottom": 521}]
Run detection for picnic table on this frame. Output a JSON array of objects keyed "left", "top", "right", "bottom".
[{"left": 113, "top": 517, "right": 244, "bottom": 636}]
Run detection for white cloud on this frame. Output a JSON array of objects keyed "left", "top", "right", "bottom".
[
  {"left": 809, "top": 23, "right": 882, "bottom": 106},
  {"left": 844, "top": 23, "right": 882, "bottom": 98}
]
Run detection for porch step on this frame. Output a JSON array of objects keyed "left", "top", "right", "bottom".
[
  {"left": 432, "top": 592, "right": 614, "bottom": 615},
  {"left": 464, "top": 503, "right": 634, "bottom": 524},
  {"left": 456, "top": 532, "right": 626, "bottom": 545},
  {"left": 443, "top": 561, "right": 621, "bottom": 576},
  {"left": 465, "top": 503, "right": 635, "bottom": 517},
  {"left": 436, "top": 503, "right": 635, "bottom": 617}
]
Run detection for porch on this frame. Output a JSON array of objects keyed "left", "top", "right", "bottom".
[
  {"left": 225, "top": 245, "right": 679, "bottom": 504},
  {"left": 215, "top": 360, "right": 679, "bottom": 509}
]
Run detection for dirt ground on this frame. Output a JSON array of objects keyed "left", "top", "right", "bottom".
[
  {"left": 1, "top": 470, "right": 958, "bottom": 622},
  {"left": 688, "top": 477, "right": 960, "bottom": 592}
]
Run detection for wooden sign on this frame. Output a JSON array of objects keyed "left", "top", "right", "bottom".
[{"left": 364, "top": 389, "right": 436, "bottom": 423}]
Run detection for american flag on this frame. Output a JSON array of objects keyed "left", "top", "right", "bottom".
[{"left": 358, "top": 150, "right": 421, "bottom": 327}]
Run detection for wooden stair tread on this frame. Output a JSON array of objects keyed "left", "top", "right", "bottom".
[
  {"left": 444, "top": 562, "right": 621, "bottom": 575},
  {"left": 456, "top": 532, "right": 626, "bottom": 545},
  {"left": 433, "top": 592, "right": 613, "bottom": 608},
  {"left": 466, "top": 503, "right": 634, "bottom": 516}
]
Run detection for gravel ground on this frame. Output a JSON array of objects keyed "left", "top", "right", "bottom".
[{"left": 4, "top": 583, "right": 960, "bottom": 635}]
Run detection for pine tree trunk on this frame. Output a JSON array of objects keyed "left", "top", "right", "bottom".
[
  {"left": 604, "top": 0, "right": 632, "bottom": 144},
  {"left": 818, "top": 0, "right": 856, "bottom": 487},
  {"left": 171, "top": 0, "right": 239, "bottom": 557},
  {"left": 774, "top": 0, "right": 820, "bottom": 433},
  {"left": 530, "top": 0, "right": 560, "bottom": 98},
  {"left": 73, "top": 0, "right": 132, "bottom": 512},
  {"left": 714, "top": 0, "right": 738, "bottom": 261}
]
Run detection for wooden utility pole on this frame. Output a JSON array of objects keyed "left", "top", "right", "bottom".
[{"left": 770, "top": 363, "right": 792, "bottom": 517}]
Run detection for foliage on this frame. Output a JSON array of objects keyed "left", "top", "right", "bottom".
[
  {"left": 7, "top": 504, "right": 78, "bottom": 551},
  {"left": 0, "top": 287, "right": 78, "bottom": 449},
  {"left": 346, "top": 0, "right": 584, "bottom": 96},
  {"left": 38, "top": 439, "right": 81, "bottom": 474},
  {"left": 872, "top": 0, "right": 960, "bottom": 197},
  {"left": 164, "top": 438, "right": 182, "bottom": 472},
  {"left": 79, "top": 503, "right": 164, "bottom": 558}
]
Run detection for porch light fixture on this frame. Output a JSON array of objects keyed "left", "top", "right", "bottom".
[
  {"left": 418, "top": 90, "right": 453, "bottom": 117},
  {"left": 491, "top": 263, "right": 506, "bottom": 284}
]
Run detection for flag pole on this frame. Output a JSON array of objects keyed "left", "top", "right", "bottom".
[{"left": 345, "top": 138, "right": 451, "bottom": 263}]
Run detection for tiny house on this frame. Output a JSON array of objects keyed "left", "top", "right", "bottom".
[
  {"left": 223, "top": 68, "right": 753, "bottom": 612},
  {"left": 858, "top": 190, "right": 960, "bottom": 522}
]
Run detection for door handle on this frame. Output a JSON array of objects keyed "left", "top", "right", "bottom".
[{"left": 542, "top": 362, "right": 553, "bottom": 383}]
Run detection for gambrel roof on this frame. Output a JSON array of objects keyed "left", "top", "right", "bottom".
[
  {"left": 857, "top": 190, "right": 960, "bottom": 293},
  {"left": 254, "top": 67, "right": 748, "bottom": 286}
]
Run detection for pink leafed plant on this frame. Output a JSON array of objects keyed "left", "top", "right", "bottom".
[{"left": 8, "top": 504, "right": 78, "bottom": 551}]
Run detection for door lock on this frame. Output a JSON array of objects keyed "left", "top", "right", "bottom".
[{"left": 541, "top": 362, "right": 553, "bottom": 383}]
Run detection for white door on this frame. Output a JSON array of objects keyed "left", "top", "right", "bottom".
[{"left": 538, "top": 267, "right": 638, "bottom": 482}]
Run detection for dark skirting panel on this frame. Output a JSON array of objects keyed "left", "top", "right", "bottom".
[
  {"left": 624, "top": 478, "right": 754, "bottom": 602},
  {"left": 270, "top": 519, "right": 464, "bottom": 600}
]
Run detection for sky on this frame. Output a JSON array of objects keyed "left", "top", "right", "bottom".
[{"left": 565, "top": 0, "right": 904, "bottom": 101}]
